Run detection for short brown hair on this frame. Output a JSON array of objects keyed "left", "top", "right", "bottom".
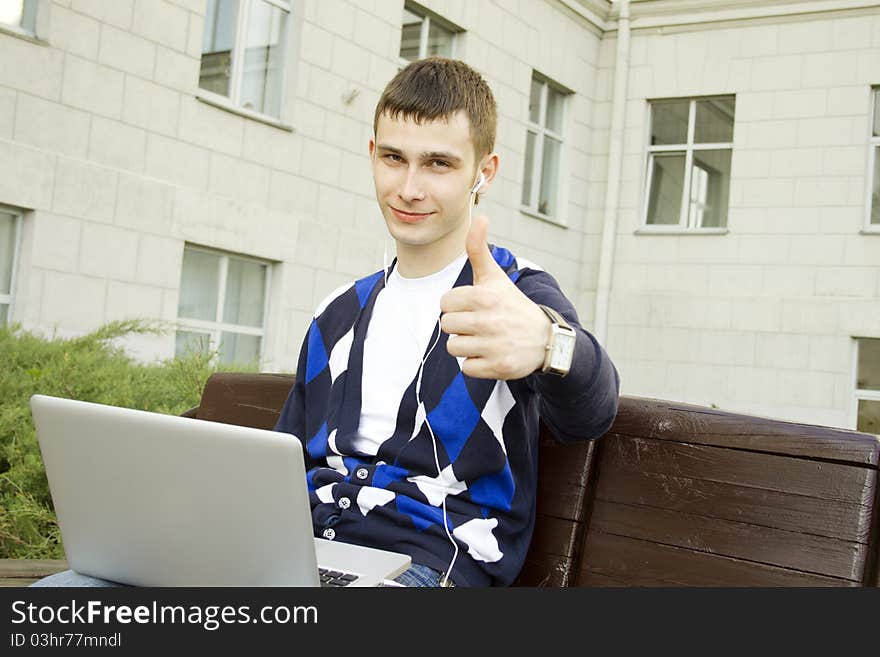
[{"left": 373, "top": 57, "right": 497, "bottom": 160}]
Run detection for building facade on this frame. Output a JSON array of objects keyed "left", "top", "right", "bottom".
[{"left": 0, "top": 0, "right": 878, "bottom": 433}]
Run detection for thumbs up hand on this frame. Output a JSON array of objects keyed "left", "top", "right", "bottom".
[{"left": 439, "top": 215, "right": 551, "bottom": 380}]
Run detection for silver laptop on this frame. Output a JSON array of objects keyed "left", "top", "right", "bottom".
[{"left": 30, "top": 394, "right": 411, "bottom": 587}]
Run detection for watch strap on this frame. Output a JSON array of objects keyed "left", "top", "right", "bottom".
[{"left": 538, "top": 304, "right": 571, "bottom": 330}]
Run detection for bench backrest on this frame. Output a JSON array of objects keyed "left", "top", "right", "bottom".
[
  {"left": 190, "top": 372, "right": 880, "bottom": 586},
  {"left": 568, "top": 398, "right": 879, "bottom": 587}
]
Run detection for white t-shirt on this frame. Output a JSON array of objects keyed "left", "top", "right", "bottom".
[{"left": 352, "top": 253, "right": 467, "bottom": 456}]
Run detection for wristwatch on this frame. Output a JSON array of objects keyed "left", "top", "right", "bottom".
[{"left": 537, "top": 304, "right": 576, "bottom": 377}]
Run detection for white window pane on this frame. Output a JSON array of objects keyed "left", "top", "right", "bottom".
[
  {"left": 0, "top": 303, "right": 7, "bottom": 325},
  {"left": 873, "top": 145, "right": 880, "bottom": 225},
  {"left": 0, "top": 0, "right": 34, "bottom": 30},
  {"left": 426, "top": 20, "right": 453, "bottom": 57},
  {"left": 219, "top": 332, "right": 261, "bottom": 365},
  {"left": 688, "top": 149, "right": 731, "bottom": 228},
  {"left": 0, "top": 211, "right": 15, "bottom": 296},
  {"left": 240, "top": 0, "right": 287, "bottom": 117},
  {"left": 545, "top": 86, "right": 564, "bottom": 133},
  {"left": 400, "top": 7, "right": 423, "bottom": 61},
  {"left": 858, "top": 338, "right": 880, "bottom": 391},
  {"left": 175, "top": 330, "right": 212, "bottom": 358},
  {"left": 200, "top": 0, "right": 238, "bottom": 98},
  {"left": 0, "top": 0, "right": 37, "bottom": 32},
  {"left": 647, "top": 152, "right": 686, "bottom": 225},
  {"left": 651, "top": 100, "right": 690, "bottom": 146},
  {"left": 223, "top": 258, "right": 266, "bottom": 327},
  {"left": 857, "top": 400, "right": 880, "bottom": 434},
  {"left": 695, "top": 97, "right": 735, "bottom": 144},
  {"left": 688, "top": 165, "right": 708, "bottom": 228},
  {"left": 873, "top": 89, "right": 880, "bottom": 138},
  {"left": 529, "top": 77, "right": 541, "bottom": 124},
  {"left": 539, "top": 135, "right": 561, "bottom": 216},
  {"left": 0, "top": 1, "right": 24, "bottom": 28},
  {"left": 178, "top": 249, "right": 220, "bottom": 321},
  {"left": 521, "top": 131, "right": 536, "bottom": 206}
]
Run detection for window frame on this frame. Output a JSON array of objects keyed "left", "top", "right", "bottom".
[
  {"left": 0, "top": 206, "right": 23, "bottom": 327},
  {"left": 640, "top": 96, "right": 735, "bottom": 234},
  {"left": 520, "top": 73, "right": 569, "bottom": 226},
  {"left": 197, "top": 0, "right": 294, "bottom": 124},
  {"left": 864, "top": 86, "right": 880, "bottom": 234},
  {"left": 398, "top": 1, "right": 458, "bottom": 67},
  {"left": 852, "top": 337, "right": 880, "bottom": 433},
  {"left": 175, "top": 244, "right": 272, "bottom": 367}
]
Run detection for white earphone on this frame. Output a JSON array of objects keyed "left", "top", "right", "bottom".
[{"left": 471, "top": 171, "right": 487, "bottom": 195}]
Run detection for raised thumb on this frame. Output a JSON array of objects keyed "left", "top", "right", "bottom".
[{"left": 466, "top": 214, "right": 497, "bottom": 284}]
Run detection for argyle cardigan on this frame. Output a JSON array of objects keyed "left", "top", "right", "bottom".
[{"left": 274, "top": 245, "right": 620, "bottom": 586}]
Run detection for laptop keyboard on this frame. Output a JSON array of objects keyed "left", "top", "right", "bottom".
[{"left": 318, "top": 567, "right": 360, "bottom": 587}]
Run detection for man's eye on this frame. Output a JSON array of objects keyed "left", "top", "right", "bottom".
[
  {"left": 430, "top": 160, "right": 450, "bottom": 168},
  {"left": 384, "top": 154, "right": 403, "bottom": 162}
]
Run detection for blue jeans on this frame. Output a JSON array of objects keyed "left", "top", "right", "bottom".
[
  {"left": 30, "top": 563, "right": 446, "bottom": 588},
  {"left": 389, "top": 563, "right": 448, "bottom": 587}
]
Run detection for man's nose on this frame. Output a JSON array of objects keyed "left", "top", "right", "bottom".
[{"left": 399, "top": 167, "right": 425, "bottom": 202}]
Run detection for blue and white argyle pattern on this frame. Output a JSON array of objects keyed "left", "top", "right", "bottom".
[{"left": 274, "top": 244, "right": 616, "bottom": 586}]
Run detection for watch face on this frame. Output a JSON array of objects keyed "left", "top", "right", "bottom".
[{"left": 550, "top": 328, "right": 575, "bottom": 370}]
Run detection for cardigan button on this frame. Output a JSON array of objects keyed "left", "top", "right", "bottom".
[
  {"left": 338, "top": 497, "right": 351, "bottom": 509},
  {"left": 355, "top": 468, "right": 368, "bottom": 480},
  {"left": 322, "top": 528, "right": 336, "bottom": 540}
]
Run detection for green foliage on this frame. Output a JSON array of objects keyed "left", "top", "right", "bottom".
[{"left": 0, "top": 320, "right": 256, "bottom": 559}]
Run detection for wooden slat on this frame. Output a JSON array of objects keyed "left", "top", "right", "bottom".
[
  {"left": 577, "top": 571, "right": 630, "bottom": 587},
  {"left": 610, "top": 397, "right": 880, "bottom": 465},
  {"left": 580, "top": 532, "right": 858, "bottom": 587},
  {"left": 0, "top": 559, "right": 69, "bottom": 576},
  {"left": 603, "top": 434, "right": 875, "bottom": 505},
  {"left": 519, "top": 515, "right": 584, "bottom": 586},
  {"left": 534, "top": 434, "right": 599, "bottom": 523},
  {"left": 514, "top": 553, "right": 575, "bottom": 587},
  {"left": 591, "top": 500, "right": 867, "bottom": 581},
  {"left": 0, "top": 580, "right": 38, "bottom": 587},
  {"left": 534, "top": 484, "right": 588, "bottom": 522},
  {"left": 528, "top": 515, "right": 581, "bottom": 559},
  {"left": 596, "top": 464, "right": 874, "bottom": 543},
  {"left": 536, "top": 431, "right": 595, "bottom": 489},
  {"left": 197, "top": 372, "right": 294, "bottom": 429},
  {"left": 0, "top": 559, "right": 68, "bottom": 587}
]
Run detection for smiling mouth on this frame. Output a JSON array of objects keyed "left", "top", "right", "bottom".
[{"left": 390, "top": 206, "right": 435, "bottom": 223}]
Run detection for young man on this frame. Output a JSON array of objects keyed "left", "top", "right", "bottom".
[
  {"left": 33, "top": 58, "right": 618, "bottom": 589},
  {"left": 273, "top": 57, "right": 619, "bottom": 587}
]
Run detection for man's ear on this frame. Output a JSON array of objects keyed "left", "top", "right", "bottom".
[
  {"left": 369, "top": 137, "right": 376, "bottom": 161},
  {"left": 476, "top": 152, "right": 500, "bottom": 193}
]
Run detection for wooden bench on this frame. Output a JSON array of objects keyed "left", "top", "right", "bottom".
[
  {"left": 4, "top": 371, "right": 878, "bottom": 586},
  {"left": 525, "top": 396, "right": 879, "bottom": 586}
]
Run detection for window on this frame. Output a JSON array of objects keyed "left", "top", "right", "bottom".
[
  {"left": 0, "top": 0, "right": 38, "bottom": 34},
  {"left": 522, "top": 74, "right": 567, "bottom": 220},
  {"left": 176, "top": 245, "right": 270, "bottom": 366},
  {"left": 868, "top": 87, "right": 880, "bottom": 229},
  {"left": 399, "top": 2, "right": 456, "bottom": 63},
  {"left": 644, "top": 96, "right": 735, "bottom": 229},
  {"left": 199, "top": 0, "right": 291, "bottom": 118},
  {"left": 0, "top": 207, "right": 22, "bottom": 326},
  {"left": 855, "top": 338, "right": 880, "bottom": 434}
]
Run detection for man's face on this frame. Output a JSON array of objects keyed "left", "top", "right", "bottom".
[{"left": 370, "top": 110, "right": 481, "bottom": 258}]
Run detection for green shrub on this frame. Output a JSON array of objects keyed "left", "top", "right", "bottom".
[{"left": 0, "top": 320, "right": 257, "bottom": 559}]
